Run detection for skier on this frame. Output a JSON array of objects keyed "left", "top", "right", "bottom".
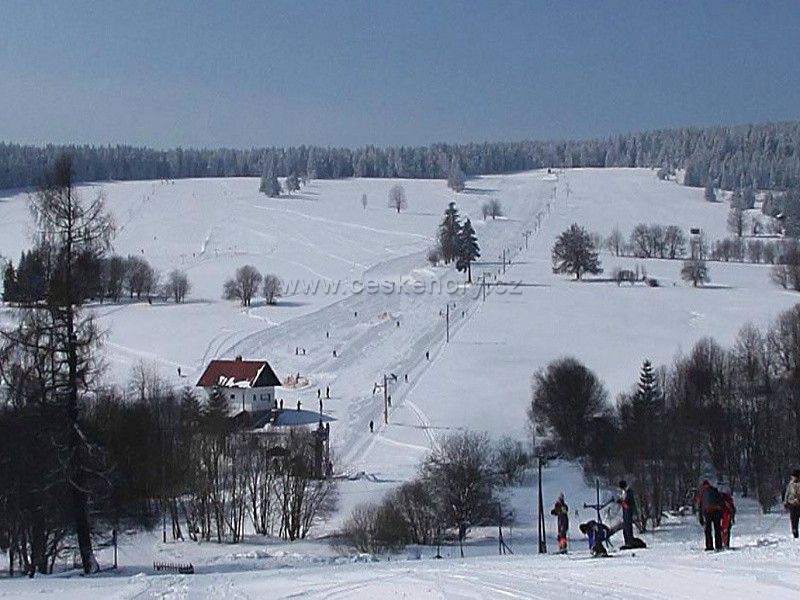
[
  {"left": 369, "top": 420, "right": 374, "bottom": 433},
  {"left": 697, "top": 480, "right": 724, "bottom": 551},
  {"left": 326, "top": 386, "right": 330, "bottom": 399},
  {"left": 317, "top": 388, "right": 321, "bottom": 399},
  {"left": 616, "top": 480, "right": 637, "bottom": 548},
  {"left": 425, "top": 351, "right": 430, "bottom": 361},
  {"left": 550, "top": 493, "right": 569, "bottom": 553},
  {"left": 333, "top": 349, "right": 337, "bottom": 357},
  {"left": 578, "top": 520, "right": 610, "bottom": 557},
  {"left": 279, "top": 399, "right": 283, "bottom": 409},
  {"left": 387, "top": 395, "right": 392, "bottom": 407},
  {"left": 326, "top": 331, "right": 329, "bottom": 338},
  {"left": 721, "top": 491, "right": 736, "bottom": 548},
  {"left": 297, "top": 400, "right": 302, "bottom": 411},
  {"left": 177, "top": 367, "right": 181, "bottom": 377},
  {"left": 319, "top": 398, "right": 323, "bottom": 413},
  {"left": 784, "top": 469, "right": 800, "bottom": 538},
  {"left": 404, "top": 373, "right": 408, "bottom": 383}
]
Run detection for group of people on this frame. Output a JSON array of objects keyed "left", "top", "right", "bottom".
[
  {"left": 551, "top": 472, "right": 798, "bottom": 557},
  {"left": 696, "top": 480, "right": 737, "bottom": 551},
  {"left": 553, "top": 480, "right": 647, "bottom": 558}
]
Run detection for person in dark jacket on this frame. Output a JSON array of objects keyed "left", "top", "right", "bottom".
[
  {"left": 784, "top": 469, "right": 800, "bottom": 538},
  {"left": 697, "top": 480, "right": 724, "bottom": 551},
  {"left": 550, "top": 493, "right": 569, "bottom": 553},
  {"left": 617, "top": 480, "right": 637, "bottom": 548}
]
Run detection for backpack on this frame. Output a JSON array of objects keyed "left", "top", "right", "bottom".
[{"left": 702, "top": 486, "right": 722, "bottom": 513}]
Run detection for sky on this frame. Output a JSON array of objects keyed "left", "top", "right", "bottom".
[{"left": 1, "top": 0, "right": 799, "bottom": 149}]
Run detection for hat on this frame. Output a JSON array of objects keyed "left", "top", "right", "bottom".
[
  {"left": 792, "top": 469, "right": 800, "bottom": 479},
  {"left": 618, "top": 480, "right": 627, "bottom": 489}
]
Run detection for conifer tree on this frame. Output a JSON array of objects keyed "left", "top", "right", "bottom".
[
  {"left": 438, "top": 202, "right": 462, "bottom": 264},
  {"left": 456, "top": 218, "right": 480, "bottom": 282},
  {"left": 2, "top": 260, "right": 16, "bottom": 302}
]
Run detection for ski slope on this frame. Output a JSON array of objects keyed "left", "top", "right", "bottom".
[{"left": 2, "top": 168, "right": 800, "bottom": 596}]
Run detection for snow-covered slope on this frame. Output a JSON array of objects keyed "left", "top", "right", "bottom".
[{"left": 1, "top": 168, "right": 799, "bottom": 596}]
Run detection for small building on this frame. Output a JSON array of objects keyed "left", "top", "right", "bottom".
[{"left": 196, "top": 356, "right": 281, "bottom": 415}]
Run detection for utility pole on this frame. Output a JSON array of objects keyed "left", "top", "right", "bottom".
[
  {"left": 446, "top": 303, "right": 450, "bottom": 343},
  {"left": 383, "top": 374, "right": 389, "bottom": 424},
  {"left": 537, "top": 455, "right": 547, "bottom": 554},
  {"left": 523, "top": 230, "right": 532, "bottom": 249}
]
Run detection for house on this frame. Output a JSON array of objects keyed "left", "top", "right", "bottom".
[{"left": 196, "top": 356, "right": 281, "bottom": 415}]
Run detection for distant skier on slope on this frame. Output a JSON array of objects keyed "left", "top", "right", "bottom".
[{"left": 550, "top": 493, "right": 569, "bottom": 553}]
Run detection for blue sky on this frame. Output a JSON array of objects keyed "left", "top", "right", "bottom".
[{"left": 1, "top": 0, "right": 799, "bottom": 148}]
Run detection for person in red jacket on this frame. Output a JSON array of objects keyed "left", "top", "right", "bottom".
[{"left": 720, "top": 492, "right": 736, "bottom": 549}]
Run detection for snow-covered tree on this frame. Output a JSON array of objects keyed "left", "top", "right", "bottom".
[
  {"left": 387, "top": 184, "right": 407, "bottom": 213},
  {"left": 259, "top": 155, "right": 281, "bottom": 197},
  {"left": 681, "top": 257, "right": 710, "bottom": 287},
  {"left": 447, "top": 158, "right": 465, "bottom": 192},
  {"left": 285, "top": 172, "right": 300, "bottom": 194}
]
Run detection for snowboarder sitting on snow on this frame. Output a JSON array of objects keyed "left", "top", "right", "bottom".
[
  {"left": 579, "top": 520, "right": 610, "bottom": 557},
  {"left": 550, "top": 493, "right": 569, "bottom": 553}
]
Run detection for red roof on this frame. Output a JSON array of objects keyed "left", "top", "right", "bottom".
[{"left": 197, "top": 359, "right": 281, "bottom": 389}]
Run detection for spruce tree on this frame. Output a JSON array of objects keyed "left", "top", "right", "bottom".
[
  {"left": 456, "top": 218, "right": 480, "bottom": 282},
  {"left": 2, "top": 260, "right": 16, "bottom": 302},
  {"left": 438, "top": 202, "right": 462, "bottom": 263}
]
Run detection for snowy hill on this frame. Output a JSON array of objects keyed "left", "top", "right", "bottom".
[{"left": 1, "top": 168, "right": 799, "bottom": 597}]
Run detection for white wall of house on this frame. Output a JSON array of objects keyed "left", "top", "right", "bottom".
[{"left": 205, "top": 386, "right": 275, "bottom": 414}]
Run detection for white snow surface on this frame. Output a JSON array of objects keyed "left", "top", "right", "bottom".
[{"left": 1, "top": 168, "right": 799, "bottom": 597}]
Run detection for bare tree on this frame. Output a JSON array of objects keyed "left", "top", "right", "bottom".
[
  {"left": 387, "top": 184, "right": 407, "bottom": 213},
  {"left": 164, "top": 269, "right": 191, "bottom": 303},
  {"left": 262, "top": 273, "right": 282, "bottom": 304},
  {"left": 664, "top": 225, "right": 687, "bottom": 259},
  {"left": 727, "top": 208, "right": 746, "bottom": 238},
  {"left": 421, "top": 431, "right": 498, "bottom": 553},
  {"left": 361, "top": 193, "right": 367, "bottom": 210},
  {"left": 223, "top": 265, "right": 262, "bottom": 306},
  {"left": 606, "top": 226, "right": 625, "bottom": 256},
  {"left": 481, "top": 199, "right": 503, "bottom": 220}
]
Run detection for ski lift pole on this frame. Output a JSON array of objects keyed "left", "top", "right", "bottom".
[{"left": 537, "top": 455, "right": 547, "bottom": 554}]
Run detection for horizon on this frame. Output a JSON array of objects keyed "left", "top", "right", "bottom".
[
  {"left": 2, "top": 117, "right": 798, "bottom": 153},
  {"left": 2, "top": 0, "right": 799, "bottom": 149}
]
